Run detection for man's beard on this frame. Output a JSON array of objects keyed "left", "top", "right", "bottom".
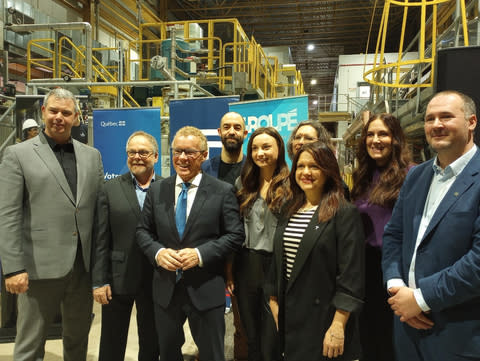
[{"left": 222, "top": 136, "right": 243, "bottom": 154}]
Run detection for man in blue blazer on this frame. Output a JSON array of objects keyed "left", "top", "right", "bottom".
[
  {"left": 137, "top": 126, "right": 244, "bottom": 361},
  {"left": 382, "top": 90, "right": 480, "bottom": 360}
]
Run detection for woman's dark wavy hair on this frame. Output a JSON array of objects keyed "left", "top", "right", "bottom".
[
  {"left": 237, "top": 127, "right": 291, "bottom": 216},
  {"left": 351, "top": 113, "right": 411, "bottom": 207},
  {"left": 285, "top": 142, "right": 346, "bottom": 222}
]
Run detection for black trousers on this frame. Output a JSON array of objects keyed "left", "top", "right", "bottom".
[
  {"left": 235, "top": 249, "right": 281, "bottom": 361},
  {"left": 360, "top": 244, "right": 395, "bottom": 361},
  {"left": 99, "top": 287, "right": 159, "bottom": 361}
]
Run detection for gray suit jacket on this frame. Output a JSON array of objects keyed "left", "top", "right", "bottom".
[{"left": 0, "top": 133, "right": 104, "bottom": 279}]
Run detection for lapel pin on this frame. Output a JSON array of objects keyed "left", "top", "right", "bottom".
[
  {"left": 454, "top": 192, "right": 459, "bottom": 197},
  {"left": 315, "top": 225, "right": 320, "bottom": 230}
]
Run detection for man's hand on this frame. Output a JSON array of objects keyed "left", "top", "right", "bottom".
[
  {"left": 388, "top": 286, "right": 401, "bottom": 296},
  {"left": 178, "top": 248, "right": 199, "bottom": 270},
  {"left": 93, "top": 285, "right": 112, "bottom": 305},
  {"left": 405, "top": 313, "right": 434, "bottom": 330},
  {"left": 388, "top": 286, "right": 422, "bottom": 321},
  {"left": 5, "top": 272, "right": 29, "bottom": 294},
  {"left": 156, "top": 248, "right": 183, "bottom": 271}
]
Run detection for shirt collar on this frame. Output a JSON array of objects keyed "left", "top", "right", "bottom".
[
  {"left": 131, "top": 172, "right": 156, "bottom": 189},
  {"left": 432, "top": 144, "right": 477, "bottom": 177},
  {"left": 42, "top": 130, "right": 73, "bottom": 150},
  {"left": 175, "top": 172, "right": 202, "bottom": 188}
]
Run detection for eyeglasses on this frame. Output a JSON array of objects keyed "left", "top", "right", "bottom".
[
  {"left": 293, "top": 134, "right": 318, "bottom": 142},
  {"left": 127, "top": 150, "right": 153, "bottom": 159},
  {"left": 172, "top": 148, "right": 203, "bottom": 159}
]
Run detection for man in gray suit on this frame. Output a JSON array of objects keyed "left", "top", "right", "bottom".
[
  {"left": 0, "top": 88, "right": 104, "bottom": 360},
  {"left": 92, "top": 131, "right": 160, "bottom": 361}
]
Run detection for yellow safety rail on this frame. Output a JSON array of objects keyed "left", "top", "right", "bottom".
[
  {"left": 27, "top": 37, "right": 139, "bottom": 107},
  {"left": 133, "top": 18, "right": 303, "bottom": 98},
  {"left": 363, "top": 0, "right": 469, "bottom": 88},
  {"left": 26, "top": 18, "right": 304, "bottom": 103},
  {"left": 27, "top": 39, "right": 55, "bottom": 80}
]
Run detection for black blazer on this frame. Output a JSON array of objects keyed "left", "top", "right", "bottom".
[
  {"left": 136, "top": 173, "right": 245, "bottom": 311},
  {"left": 92, "top": 172, "right": 162, "bottom": 294},
  {"left": 266, "top": 203, "right": 365, "bottom": 361}
]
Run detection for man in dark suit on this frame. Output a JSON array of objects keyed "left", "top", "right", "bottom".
[
  {"left": 0, "top": 88, "right": 104, "bottom": 360},
  {"left": 382, "top": 90, "right": 480, "bottom": 360},
  {"left": 201, "top": 111, "right": 247, "bottom": 185},
  {"left": 137, "top": 126, "right": 244, "bottom": 361},
  {"left": 201, "top": 110, "right": 248, "bottom": 361},
  {"left": 92, "top": 131, "right": 161, "bottom": 361}
]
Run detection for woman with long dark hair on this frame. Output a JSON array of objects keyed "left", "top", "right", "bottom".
[
  {"left": 233, "top": 127, "right": 290, "bottom": 361},
  {"left": 268, "top": 142, "right": 364, "bottom": 361},
  {"left": 351, "top": 113, "right": 412, "bottom": 361}
]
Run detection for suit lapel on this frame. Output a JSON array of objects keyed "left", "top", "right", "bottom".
[
  {"left": 182, "top": 174, "right": 208, "bottom": 240},
  {"left": 119, "top": 173, "right": 142, "bottom": 219},
  {"left": 410, "top": 163, "right": 434, "bottom": 250},
  {"left": 286, "top": 207, "right": 328, "bottom": 292},
  {"left": 163, "top": 176, "right": 179, "bottom": 240},
  {"left": 34, "top": 135, "right": 75, "bottom": 204},
  {"left": 421, "top": 151, "right": 480, "bottom": 243},
  {"left": 73, "top": 140, "right": 86, "bottom": 205}
]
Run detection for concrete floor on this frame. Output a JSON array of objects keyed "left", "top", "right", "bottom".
[{"left": 0, "top": 302, "right": 235, "bottom": 361}]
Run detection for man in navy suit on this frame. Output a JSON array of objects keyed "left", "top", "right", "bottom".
[
  {"left": 382, "top": 90, "right": 480, "bottom": 360},
  {"left": 137, "top": 126, "right": 244, "bottom": 361}
]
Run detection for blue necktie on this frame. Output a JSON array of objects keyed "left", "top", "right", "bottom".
[
  {"left": 175, "top": 182, "right": 190, "bottom": 238},
  {"left": 175, "top": 182, "right": 190, "bottom": 282}
]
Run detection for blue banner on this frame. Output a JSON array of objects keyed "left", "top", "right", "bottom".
[
  {"left": 229, "top": 95, "right": 309, "bottom": 167},
  {"left": 169, "top": 96, "right": 240, "bottom": 173},
  {"left": 93, "top": 108, "right": 162, "bottom": 179}
]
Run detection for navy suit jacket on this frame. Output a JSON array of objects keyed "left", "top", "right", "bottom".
[
  {"left": 382, "top": 148, "right": 480, "bottom": 356},
  {"left": 201, "top": 155, "right": 246, "bottom": 179},
  {"left": 136, "top": 173, "right": 244, "bottom": 311}
]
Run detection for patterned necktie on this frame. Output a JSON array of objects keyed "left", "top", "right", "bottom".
[{"left": 175, "top": 182, "right": 190, "bottom": 239}]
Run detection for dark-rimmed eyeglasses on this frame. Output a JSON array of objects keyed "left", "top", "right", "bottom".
[{"left": 127, "top": 150, "right": 153, "bottom": 159}]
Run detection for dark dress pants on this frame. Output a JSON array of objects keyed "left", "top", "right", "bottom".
[
  {"left": 235, "top": 249, "right": 281, "bottom": 361},
  {"left": 154, "top": 280, "right": 225, "bottom": 361},
  {"left": 98, "top": 288, "right": 159, "bottom": 361},
  {"left": 360, "top": 245, "right": 394, "bottom": 361}
]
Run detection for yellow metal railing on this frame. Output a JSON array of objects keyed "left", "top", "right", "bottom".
[
  {"left": 27, "top": 37, "right": 140, "bottom": 107},
  {"left": 27, "top": 39, "right": 55, "bottom": 80},
  {"left": 134, "top": 18, "right": 303, "bottom": 98},
  {"left": 26, "top": 18, "right": 305, "bottom": 102},
  {"left": 364, "top": 0, "right": 469, "bottom": 89}
]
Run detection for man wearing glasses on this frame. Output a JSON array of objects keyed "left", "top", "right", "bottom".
[
  {"left": 92, "top": 131, "right": 161, "bottom": 361},
  {"left": 137, "top": 126, "right": 244, "bottom": 361}
]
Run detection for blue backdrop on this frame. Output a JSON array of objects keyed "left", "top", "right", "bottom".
[
  {"left": 93, "top": 107, "right": 162, "bottom": 179},
  {"left": 229, "top": 95, "right": 309, "bottom": 167}
]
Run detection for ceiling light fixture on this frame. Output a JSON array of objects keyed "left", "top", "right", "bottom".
[
  {"left": 307, "top": 44, "right": 315, "bottom": 51},
  {"left": 310, "top": 79, "right": 317, "bottom": 85}
]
